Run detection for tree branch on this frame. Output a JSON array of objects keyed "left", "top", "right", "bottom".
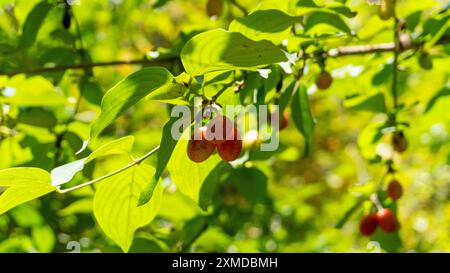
[
  {"left": 1, "top": 38, "right": 448, "bottom": 77},
  {"left": 0, "top": 58, "right": 177, "bottom": 77}
]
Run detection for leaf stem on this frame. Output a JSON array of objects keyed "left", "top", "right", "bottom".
[{"left": 56, "top": 145, "right": 160, "bottom": 194}]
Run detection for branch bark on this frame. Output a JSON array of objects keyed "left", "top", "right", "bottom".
[
  {"left": 0, "top": 58, "right": 178, "bottom": 77},
  {"left": 1, "top": 37, "right": 448, "bottom": 77}
]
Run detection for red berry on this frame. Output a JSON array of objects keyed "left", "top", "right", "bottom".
[
  {"left": 315, "top": 71, "right": 333, "bottom": 90},
  {"left": 387, "top": 180, "right": 403, "bottom": 200},
  {"left": 376, "top": 208, "right": 398, "bottom": 233},
  {"left": 216, "top": 127, "right": 242, "bottom": 161},
  {"left": 187, "top": 126, "right": 215, "bottom": 163},
  {"left": 359, "top": 214, "right": 378, "bottom": 236},
  {"left": 280, "top": 112, "right": 289, "bottom": 130},
  {"left": 206, "top": 115, "right": 234, "bottom": 145},
  {"left": 270, "top": 110, "right": 289, "bottom": 130},
  {"left": 392, "top": 131, "right": 408, "bottom": 153}
]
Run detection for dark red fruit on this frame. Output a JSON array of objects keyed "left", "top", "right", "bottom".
[
  {"left": 280, "top": 111, "right": 289, "bottom": 130},
  {"left": 206, "top": 115, "right": 234, "bottom": 145},
  {"left": 315, "top": 71, "right": 333, "bottom": 90},
  {"left": 387, "top": 180, "right": 403, "bottom": 200},
  {"left": 206, "top": 0, "right": 223, "bottom": 17},
  {"left": 270, "top": 110, "right": 289, "bottom": 130},
  {"left": 376, "top": 208, "right": 398, "bottom": 233},
  {"left": 359, "top": 214, "right": 378, "bottom": 236},
  {"left": 187, "top": 126, "right": 215, "bottom": 163},
  {"left": 216, "top": 127, "right": 242, "bottom": 162},
  {"left": 392, "top": 131, "right": 407, "bottom": 153}
]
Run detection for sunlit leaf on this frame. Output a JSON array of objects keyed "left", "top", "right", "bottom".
[
  {"left": 51, "top": 136, "right": 134, "bottom": 186},
  {"left": 0, "top": 168, "right": 55, "bottom": 215},
  {"left": 93, "top": 163, "right": 163, "bottom": 252},
  {"left": 18, "top": 1, "right": 52, "bottom": 49},
  {"left": 229, "top": 9, "right": 301, "bottom": 43},
  {"left": 305, "top": 11, "right": 352, "bottom": 34},
  {"left": 90, "top": 67, "right": 174, "bottom": 139},
  {"left": 58, "top": 198, "right": 93, "bottom": 216},
  {"left": 167, "top": 129, "right": 221, "bottom": 203},
  {"left": 31, "top": 224, "right": 55, "bottom": 253},
  {"left": 180, "top": 29, "right": 287, "bottom": 76}
]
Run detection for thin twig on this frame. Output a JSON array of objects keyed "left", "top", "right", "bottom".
[
  {"left": 228, "top": 0, "right": 248, "bottom": 16},
  {"left": 0, "top": 58, "right": 177, "bottom": 76},
  {"left": 2, "top": 39, "right": 450, "bottom": 77},
  {"left": 55, "top": 145, "right": 160, "bottom": 194},
  {"left": 391, "top": 1, "right": 399, "bottom": 108}
]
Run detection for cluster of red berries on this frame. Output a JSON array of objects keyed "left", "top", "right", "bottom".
[
  {"left": 187, "top": 115, "right": 242, "bottom": 163},
  {"left": 360, "top": 179, "right": 403, "bottom": 236},
  {"left": 360, "top": 208, "right": 398, "bottom": 236}
]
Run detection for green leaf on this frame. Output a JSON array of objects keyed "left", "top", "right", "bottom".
[
  {"left": 228, "top": 167, "right": 268, "bottom": 204},
  {"left": 372, "top": 64, "right": 392, "bottom": 86},
  {"left": 1, "top": 76, "right": 66, "bottom": 106},
  {"left": 86, "top": 136, "right": 135, "bottom": 163},
  {"left": 90, "top": 67, "right": 174, "bottom": 139},
  {"left": 305, "top": 11, "right": 352, "bottom": 35},
  {"left": 0, "top": 168, "right": 55, "bottom": 215},
  {"left": 199, "top": 162, "right": 231, "bottom": 210},
  {"left": 291, "top": 83, "right": 315, "bottom": 156},
  {"left": 335, "top": 197, "right": 365, "bottom": 229},
  {"left": 297, "top": 0, "right": 319, "bottom": 8},
  {"left": 145, "top": 82, "right": 189, "bottom": 105},
  {"left": 167, "top": 129, "right": 221, "bottom": 203},
  {"left": 10, "top": 204, "right": 43, "bottom": 227},
  {"left": 58, "top": 198, "right": 93, "bottom": 216},
  {"left": 325, "top": 2, "right": 357, "bottom": 18},
  {"left": 279, "top": 79, "right": 297, "bottom": 112},
  {"left": 229, "top": 9, "right": 301, "bottom": 43},
  {"left": 79, "top": 75, "right": 104, "bottom": 106},
  {"left": 50, "top": 136, "right": 134, "bottom": 186},
  {"left": 17, "top": 107, "right": 57, "bottom": 128},
  {"left": 93, "top": 163, "right": 163, "bottom": 252},
  {"left": 31, "top": 224, "right": 55, "bottom": 253},
  {"left": 19, "top": 1, "right": 52, "bottom": 49},
  {"left": 425, "top": 87, "right": 450, "bottom": 113},
  {"left": 344, "top": 93, "right": 387, "bottom": 113},
  {"left": 180, "top": 29, "right": 287, "bottom": 76},
  {"left": 358, "top": 121, "right": 384, "bottom": 161},
  {"left": 180, "top": 216, "right": 208, "bottom": 250},
  {"left": 405, "top": 11, "right": 422, "bottom": 32},
  {"left": 138, "top": 117, "right": 179, "bottom": 206}
]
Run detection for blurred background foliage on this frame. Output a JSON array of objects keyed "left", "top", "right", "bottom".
[{"left": 0, "top": 0, "right": 449, "bottom": 253}]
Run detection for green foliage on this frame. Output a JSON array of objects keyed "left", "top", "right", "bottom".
[
  {"left": 229, "top": 9, "right": 301, "bottom": 43},
  {"left": 291, "top": 83, "right": 315, "bottom": 156},
  {"left": 93, "top": 162, "right": 163, "bottom": 252},
  {"left": 180, "top": 29, "right": 287, "bottom": 76},
  {"left": 18, "top": 1, "right": 52, "bottom": 50},
  {"left": 167, "top": 129, "right": 222, "bottom": 204},
  {"left": 91, "top": 67, "right": 175, "bottom": 139},
  {"left": 0, "top": 0, "right": 449, "bottom": 254},
  {"left": 0, "top": 168, "right": 55, "bottom": 215}
]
